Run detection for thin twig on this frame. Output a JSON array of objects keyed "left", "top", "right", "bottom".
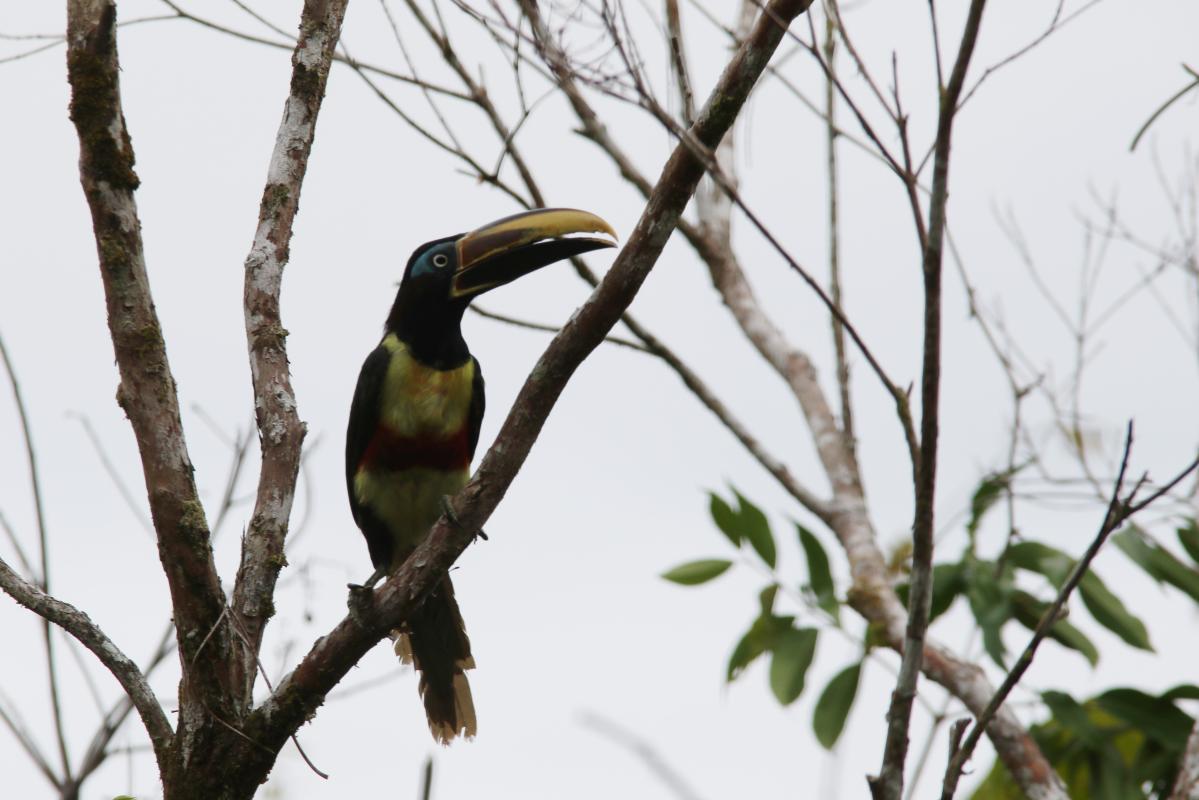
[
  {"left": 939, "top": 426, "right": 1199, "bottom": 799},
  {"left": 68, "top": 413, "right": 155, "bottom": 536},
  {"left": 874, "top": 4, "right": 989, "bottom": 799},
  {"left": 0, "top": 507, "right": 40, "bottom": 581},
  {"left": 824, "top": 18, "right": 855, "bottom": 456},
  {"left": 1131, "top": 64, "right": 1199, "bottom": 152},
  {"left": 0, "top": 331, "right": 71, "bottom": 782},
  {"left": 581, "top": 713, "right": 710, "bottom": 800},
  {"left": 420, "top": 756, "right": 434, "bottom": 800},
  {"left": 469, "top": 304, "right": 651, "bottom": 352},
  {"left": 0, "top": 688, "right": 59, "bottom": 789},
  {"left": 158, "top": 0, "right": 472, "bottom": 100}
]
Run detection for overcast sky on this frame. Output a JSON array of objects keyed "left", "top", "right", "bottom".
[{"left": 2, "top": 1, "right": 1198, "bottom": 798}]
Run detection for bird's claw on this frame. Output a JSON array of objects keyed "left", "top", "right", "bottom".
[
  {"left": 346, "top": 567, "right": 386, "bottom": 627},
  {"left": 440, "top": 495, "right": 488, "bottom": 543},
  {"left": 347, "top": 583, "right": 374, "bottom": 627}
]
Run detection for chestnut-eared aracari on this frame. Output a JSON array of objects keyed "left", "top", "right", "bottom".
[{"left": 346, "top": 208, "right": 617, "bottom": 743}]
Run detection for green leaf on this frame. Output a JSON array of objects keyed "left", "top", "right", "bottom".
[
  {"left": 734, "top": 490, "right": 776, "bottom": 568},
  {"left": 797, "top": 523, "right": 839, "bottom": 622},
  {"left": 965, "top": 562, "right": 1013, "bottom": 667},
  {"left": 727, "top": 614, "right": 793, "bottom": 681},
  {"left": 758, "top": 584, "right": 779, "bottom": 616},
  {"left": 1007, "top": 540, "right": 1153, "bottom": 650},
  {"left": 1041, "top": 690, "right": 1104, "bottom": 746},
  {"left": 1010, "top": 590, "right": 1099, "bottom": 666},
  {"left": 813, "top": 662, "right": 861, "bottom": 749},
  {"left": 1092, "top": 751, "right": 1137, "bottom": 800},
  {"left": 1006, "top": 541, "right": 1075, "bottom": 586},
  {"left": 896, "top": 561, "right": 964, "bottom": 623},
  {"left": 1114, "top": 525, "right": 1199, "bottom": 604},
  {"left": 769, "top": 627, "right": 819, "bottom": 705},
  {"left": 709, "top": 492, "right": 741, "bottom": 547},
  {"left": 1095, "top": 688, "right": 1194, "bottom": 748},
  {"left": 1164, "top": 684, "right": 1199, "bottom": 702},
  {"left": 1112, "top": 525, "right": 1166, "bottom": 584},
  {"left": 1178, "top": 519, "right": 1199, "bottom": 564},
  {"left": 662, "top": 559, "right": 732, "bottom": 586},
  {"left": 968, "top": 468, "right": 1018, "bottom": 538},
  {"left": 930, "top": 562, "right": 965, "bottom": 621},
  {"left": 1078, "top": 572, "right": 1154, "bottom": 651}
]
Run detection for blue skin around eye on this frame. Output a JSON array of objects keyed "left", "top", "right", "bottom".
[{"left": 411, "top": 247, "right": 453, "bottom": 278}]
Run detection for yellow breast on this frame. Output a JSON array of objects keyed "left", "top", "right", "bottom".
[{"left": 379, "top": 333, "right": 475, "bottom": 436}]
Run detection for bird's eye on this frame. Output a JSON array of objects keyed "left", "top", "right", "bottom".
[{"left": 432, "top": 253, "right": 449, "bottom": 268}]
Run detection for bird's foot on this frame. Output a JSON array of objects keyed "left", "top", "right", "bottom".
[
  {"left": 347, "top": 567, "right": 385, "bottom": 626},
  {"left": 440, "top": 495, "right": 488, "bottom": 543}
]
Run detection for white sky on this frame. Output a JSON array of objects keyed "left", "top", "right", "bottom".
[{"left": 2, "top": 1, "right": 1198, "bottom": 798}]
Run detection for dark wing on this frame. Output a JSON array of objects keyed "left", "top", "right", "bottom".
[
  {"left": 345, "top": 343, "right": 390, "bottom": 526},
  {"left": 467, "top": 356, "right": 485, "bottom": 460}
]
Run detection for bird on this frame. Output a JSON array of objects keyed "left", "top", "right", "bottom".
[{"left": 345, "top": 207, "right": 617, "bottom": 743}]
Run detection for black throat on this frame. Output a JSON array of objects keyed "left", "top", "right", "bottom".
[{"left": 385, "top": 290, "right": 471, "bottom": 370}]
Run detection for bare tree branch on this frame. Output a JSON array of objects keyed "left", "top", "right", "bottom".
[
  {"left": 65, "top": 0, "right": 232, "bottom": 749},
  {"left": 873, "top": 4, "right": 990, "bottom": 798},
  {"left": 0, "top": 557, "right": 173, "bottom": 764},
  {"left": 230, "top": 0, "right": 348, "bottom": 706}
]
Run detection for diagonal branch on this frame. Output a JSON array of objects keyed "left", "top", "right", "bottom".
[
  {"left": 400, "top": 0, "right": 831, "bottom": 519},
  {"left": 247, "top": 0, "right": 814, "bottom": 768},
  {"left": 230, "top": 0, "right": 348, "bottom": 705},
  {"left": 0, "top": 557, "right": 173, "bottom": 766},
  {"left": 65, "top": 0, "right": 231, "bottom": 742},
  {"left": 537, "top": 5, "right": 1063, "bottom": 798}
]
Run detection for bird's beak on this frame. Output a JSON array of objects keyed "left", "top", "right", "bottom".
[{"left": 451, "top": 208, "right": 618, "bottom": 299}]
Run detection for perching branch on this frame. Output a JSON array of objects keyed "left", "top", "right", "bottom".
[
  {"left": 248, "top": 0, "right": 814, "bottom": 768},
  {"left": 229, "top": 0, "right": 347, "bottom": 708},
  {"left": 400, "top": 0, "right": 834, "bottom": 521}
]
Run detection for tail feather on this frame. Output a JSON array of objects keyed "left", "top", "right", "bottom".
[{"left": 392, "top": 576, "right": 477, "bottom": 743}]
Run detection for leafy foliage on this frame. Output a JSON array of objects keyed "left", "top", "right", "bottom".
[
  {"left": 666, "top": 487, "right": 856, "bottom": 743},
  {"left": 797, "top": 523, "right": 839, "bottom": 622},
  {"left": 813, "top": 663, "right": 861, "bottom": 749},
  {"left": 966, "top": 466, "right": 1023, "bottom": 540},
  {"left": 671, "top": 481, "right": 1196, "bottom": 787},
  {"left": 971, "top": 687, "right": 1198, "bottom": 799},
  {"left": 1178, "top": 518, "right": 1199, "bottom": 564},
  {"left": 769, "top": 627, "right": 819, "bottom": 705},
  {"left": 661, "top": 559, "right": 733, "bottom": 585},
  {"left": 1113, "top": 525, "right": 1199, "bottom": 604}
]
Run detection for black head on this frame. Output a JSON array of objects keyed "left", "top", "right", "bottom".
[{"left": 385, "top": 208, "right": 617, "bottom": 366}]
